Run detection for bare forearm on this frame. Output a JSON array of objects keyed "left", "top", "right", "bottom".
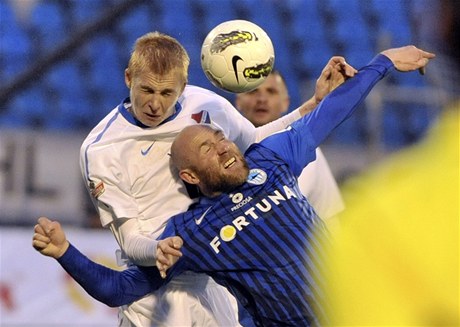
[
  {"left": 254, "top": 109, "right": 301, "bottom": 143},
  {"left": 298, "top": 96, "right": 320, "bottom": 116}
]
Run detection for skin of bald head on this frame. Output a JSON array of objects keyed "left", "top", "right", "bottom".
[
  {"left": 170, "top": 125, "right": 202, "bottom": 172},
  {"left": 171, "top": 125, "right": 249, "bottom": 197},
  {"left": 235, "top": 71, "right": 290, "bottom": 127}
]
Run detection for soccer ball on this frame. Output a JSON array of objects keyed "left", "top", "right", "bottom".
[{"left": 201, "top": 20, "right": 275, "bottom": 93}]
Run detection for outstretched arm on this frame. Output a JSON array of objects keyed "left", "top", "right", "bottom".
[
  {"left": 306, "top": 45, "right": 435, "bottom": 146},
  {"left": 300, "top": 56, "right": 358, "bottom": 116},
  {"left": 32, "top": 217, "right": 166, "bottom": 307},
  {"left": 262, "top": 45, "right": 435, "bottom": 175},
  {"left": 58, "top": 243, "right": 159, "bottom": 307},
  {"left": 251, "top": 56, "right": 357, "bottom": 143},
  {"left": 381, "top": 45, "right": 435, "bottom": 72},
  {"left": 32, "top": 216, "right": 69, "bottom": 258}
]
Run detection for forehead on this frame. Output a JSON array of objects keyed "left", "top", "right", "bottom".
[
  {"left": 260, "top": 74, "right": 284, "bottom": 89},
  {"left": 242, "top": 73, "right": 284, "bottom": 96},
  {"left": 187, "top": 126, "right": 222, "bottom": 146},
  {"left": 195, "top": 126, "right": 222, "bottom": 140},
  {"left": 133, "top": 68, "right": 183, "bottom": 88}
]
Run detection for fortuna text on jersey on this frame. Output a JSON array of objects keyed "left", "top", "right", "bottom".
[{"left": 210, "top": 184, "right": 298, "bottom": 254}]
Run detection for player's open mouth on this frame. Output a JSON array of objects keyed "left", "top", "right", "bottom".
[
  {"left": 255, "top": 108, "right": 268, "bottom": 114},
  {"left": 224, "top": 157, "right": 236, "bottom": 169}
]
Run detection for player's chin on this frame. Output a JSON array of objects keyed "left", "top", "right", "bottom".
[
  {"left": 252, "top": 114, "right": 271, "bottom": 127},
  {"left": 229, "top": 163, "right": 249, "bottom": 181},
  {"left": 141, "top": 114, "right": 164, "bottom": 127}
]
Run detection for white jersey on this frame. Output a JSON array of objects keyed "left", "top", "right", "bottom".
[
  {"left": 81, "top": 86, "right": 300, "bottom": 236},
  {"left": 299, "top": 148, "right": 344, "bottom": 220},
  {"left": 80, "top": 85, "right": 301, "bottom": 327}
]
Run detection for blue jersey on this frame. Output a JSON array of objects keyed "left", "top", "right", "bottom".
[
  {"left": 162, "top": 143, "right": 327, "bottom": 326},
  {"left": 58, "top": 54, "right": 394, "bottom": 326}
]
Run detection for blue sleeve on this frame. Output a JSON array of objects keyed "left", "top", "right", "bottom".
[
  {"left": 160, "top": 219, "right": 177, "bottom": 238},
  {"left": 261, "top": 54, "right": 394, "bottom": 175},
  {"left": 57, "top": 244, "right": 166, "bottom": 307}
]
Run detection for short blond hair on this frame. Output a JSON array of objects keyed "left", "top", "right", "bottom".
[{"left": 127, "top": 31, "right": 190, "bottom": 82}]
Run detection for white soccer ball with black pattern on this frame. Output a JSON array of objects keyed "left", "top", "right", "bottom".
[{"left": 201, "top": 20, "right": 275, "bottom": 93}]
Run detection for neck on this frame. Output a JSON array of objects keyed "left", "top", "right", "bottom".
[{"left": 202, "top": 190, "right": 222, "bottom": 198}]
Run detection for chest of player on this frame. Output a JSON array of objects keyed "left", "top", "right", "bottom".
[
  {"left": 196, "top": 169, "right": 308, "bottom": 256},
  {"left": 226, "top": 182, "right": 302, "bottom": 223},
  {"left": 122, "top": 138, "right": 184, "bottom": 198}
]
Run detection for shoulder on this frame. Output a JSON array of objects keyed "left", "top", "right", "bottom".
[
  {"left": 180, "top": 85, "right": 230, "bottom": 107},
  {"left": 177, "top": 86, "right": 242, "bottom": 127},
  {"left": 182, "top": 85, "right": 218, "bottom": 97},
  {"left": 245, "top": 144, "right": 279, "bottom": 165},
  {"left": 82, "top": 106, "right": 125, "bottom": 142},
  {"left": 81, "top": 111, "right": 136, "bottom": 158}
]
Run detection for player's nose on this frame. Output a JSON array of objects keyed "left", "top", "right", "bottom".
[
  {"left": 217, "top": 142, "right": 229, "bottom": 155},
  {"left": 255, "top": 92, "right": 267, "bottom": 102},
  {"left": 148, "top": 97, "right": 161, "bottom": 112}
]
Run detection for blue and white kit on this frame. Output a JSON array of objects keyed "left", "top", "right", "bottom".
[{"left": 67, "top": 54, "right": 393, "bottom": 326}]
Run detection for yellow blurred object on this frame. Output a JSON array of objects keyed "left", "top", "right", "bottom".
[{"left": 324, "top": 101, "right": 459, "bottom": 326}]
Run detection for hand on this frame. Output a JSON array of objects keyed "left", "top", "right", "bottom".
[
  {"left": 381, "top": 45, "right": 435, "bottom": 73},
  {"left": 32, "top": 217, "right": 69, "bottom": 259},
  {"left": 156, "top": 236, "right": 183, "bottom": 278},
  {"left": 314, "top": 56, "right": 358, "bottom": 104}
]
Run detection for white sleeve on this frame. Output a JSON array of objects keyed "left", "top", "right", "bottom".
[
  {"left": 298, "top": 148, "right": 345, "bottom": 220},
  {"left": 253, "top": 108, "right": 302, "bottom": 143},
  {"left": 109, "top": 218, "right": 159, "bottom": 266},
  {"left": 81, "top": 142, "right": 157, "bottom": 265},
  {"left": 81, "top": 146, "right": 138, "bottom": 227},
  {"left": 208, "top": 94, "right": 302, "bottom": 151}
]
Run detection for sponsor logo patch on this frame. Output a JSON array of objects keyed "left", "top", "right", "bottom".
[
  {"left": 89, "top": 180, "right": 105, "bottom": 199},
  {"left": 141, "top": 141, "right": 155, "bottom": 156}
]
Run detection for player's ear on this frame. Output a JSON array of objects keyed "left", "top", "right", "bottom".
[
  {"left": 124, "top": 68, "right": 132, "bottom": 89},
  {"left": 179, "top": 169, "right": 199, "bottom": 185}
]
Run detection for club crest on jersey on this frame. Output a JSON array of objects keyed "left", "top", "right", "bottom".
[
  {"left": 246, "top": 168, "right": 267, "bottom": 185},
  {"left": 191, "top": 110, "right": 211, "bottom": 124},
  {"left": 89, "top": 179, "right": 105, "bottom": 199}
]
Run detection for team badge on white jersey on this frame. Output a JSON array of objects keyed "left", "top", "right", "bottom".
[{"left": 191, "top": 110, "right": 211, "bottom": 124}]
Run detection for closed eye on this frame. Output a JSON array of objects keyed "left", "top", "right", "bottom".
[{"left": 200, "top": 143, "right": 211, "bottom": 154}]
